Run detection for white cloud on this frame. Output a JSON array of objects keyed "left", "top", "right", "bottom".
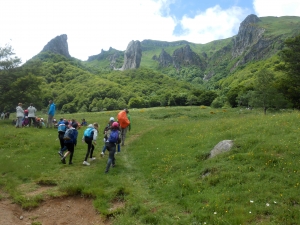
[
  {"left": 253, "top": 0, "right": 300, "bottom": 17},
  {"left": 179, "top": 5, "right": 248, "bottom": 44},
  {"left": 1, "top": 0, "right": 176, "bottom": 61},
  {"left": 0, "top": 0, "right": 250, "bottom": 62}
]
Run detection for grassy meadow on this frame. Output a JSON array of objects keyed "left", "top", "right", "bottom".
[{"left": 0, "top": 106, "right": 300, "bottom": 224}]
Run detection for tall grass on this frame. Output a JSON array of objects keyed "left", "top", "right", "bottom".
[{"left": 1, "top": 107, "right": 300, "bottom": 224}]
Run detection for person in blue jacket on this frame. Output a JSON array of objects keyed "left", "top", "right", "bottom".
[{"left": 47, "top": 100, "right": 56, "bottom": 128}]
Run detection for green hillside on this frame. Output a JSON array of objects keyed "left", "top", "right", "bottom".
[{"left": 0, "top": 15, "right": 300, "bottom": 112}]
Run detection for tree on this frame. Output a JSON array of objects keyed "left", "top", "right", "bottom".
[
  {"left": 0, "top": 44, "right": 21, "bottom": 70},
  {"left": 0, "top": 44, "right": 22, "bottom": 110},
  {"left": 249, "top": 69, "right": 290, "bottom": 114},
  {"left": 278, "top": 34, "right": 300, "bottom": 108}
]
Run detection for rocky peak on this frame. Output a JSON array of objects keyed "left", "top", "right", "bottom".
[
  {"left": 158, "top": 49, "right": 173, "bottom": 67},
  {"left": 121, "top": 40, "right": 142, "bottom": 70},
  {"left": 232, "top": 14, "right": 265, "bottom": 58},
  {"left": 41, "top": 34, "right": 71, "bottom": 58},
  {"left": 172, "top": 44, "right": 202, "bottom": 68}
]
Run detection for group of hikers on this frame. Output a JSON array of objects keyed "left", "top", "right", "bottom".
[
  {"left": 57, "top": 109, "right": 131, "bottom": 173},
  {"left": 11, "top": 100, "right": 131, "bottom": 173},
  {"left": 14, "top": 100, "right": 56, "bottom": 128}
]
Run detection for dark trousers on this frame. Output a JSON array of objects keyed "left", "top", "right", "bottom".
[
  {"left": 65, "top": 142, "right": 75, "bottom": 163},
  {"left": 105, "top": 142, "right": 116, "bottom": 172},
  {"left": 28, "top": 117, "right": 36, "bottom": 127},
  {"left": 84, "top": 138, "right": 95, "bottom": 161},
  {"left": 58, "top": 133, "right": 65, "bottom": 150}
]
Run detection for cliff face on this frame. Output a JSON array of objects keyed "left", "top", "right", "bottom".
[
  {"left": 232, "top": 14, "right": 264, "bottom": 58},
  {"left": 121, "top": 40, "right": 142, "bottom": 70},
  {"left": 172, "top": 44, "right": 204, "bottom": 69},
  {"left": 158, "top": 49, "right": 173, "bottom": 67},
  {"left": 41, "top": 34, "right": 71, "bottom": 58},
  {"left": 152, "top": 44, "right": 205, "bottom": 70}
]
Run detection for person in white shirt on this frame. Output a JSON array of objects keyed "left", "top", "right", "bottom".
[
  {"left": 27, "top": 103, "right": 37, "bottom": 127},
  {"left": 15, "top": 103, "right": 24, "bottom": 128}
]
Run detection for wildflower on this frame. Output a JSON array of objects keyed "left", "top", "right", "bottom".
[
  {"left": 250, "top": 200, "right": 254, "bottom": 203},
  {"left": 249, "top": 211, "right": 252, "bottom": 213},
  {"left": 266, "top": 203, "right": 270, "bottom": 206},
  {"left": 274, "top": 201, "right": 277, "bottom": 204},
  {"left": 214, "top": 212, "right": 217, "bottom": 215}
]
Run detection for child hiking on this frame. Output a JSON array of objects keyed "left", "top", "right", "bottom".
[
  {"left": 57, "top": 119, "right": 68, "bottom": 157},
  {"left": 61, "top": 123, "right": 78, "bottom": 165},
  {"left": 82, "top": 123, "right": 99, "bottom": 166},
  {"left": 101, "top": 117, "right": 114, "bottom": 157},
  {"left": 104, "top": 122, "right": 121, "bottom": 173}
]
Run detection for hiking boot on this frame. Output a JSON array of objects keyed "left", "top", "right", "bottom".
[
  {"left": 83, "top": 161, "right": 90, "bottom": 166},
  {"left": 58, "top": 151, "right": 63, "bottom": 157},
  {"left": 112, "top": 164, "right": 115, "bottom": 167},
  {"left": 69, "top": 162, "right": 73, "bottom": 165},
  {"left": 100, "top": 152, "right": 104, "bottom": 157},
  {"left": 61, "top": 158, "right": 66, "bottom": 164},
  {"left": 105, "top": 170, "right": 108, "bottom": 173},
  {"left": 90, "top": 157, "right": 96, "bottom": 161}
]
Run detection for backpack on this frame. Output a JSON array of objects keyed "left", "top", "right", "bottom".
[
  {"left": 63, "top": 129, "right": 73, "bottom": 140},
  {"left": 108, "top": 130, "right": 121, "bottom": 144},
  {"left": 58, "top": 123, "right": 66, "bottom": 133},
  {"left": 84, "top": 127, "right": 94, "bottom": 139}
]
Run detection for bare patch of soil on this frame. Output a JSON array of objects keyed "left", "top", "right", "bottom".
[{"left": 0, "top": 196, "right": 108, "bottom": 225}]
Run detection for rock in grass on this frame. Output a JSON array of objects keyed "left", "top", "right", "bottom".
[{"left": 209, "top": 140, "right": 233, "bottom": 158}]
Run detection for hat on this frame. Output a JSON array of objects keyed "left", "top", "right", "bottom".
[
  {"left": 110, "top": 117, "right": 114, "bottom": 121},
  {"left": 112, "top": 122, "right": 119, "bottom": 128},
  {"left": 72, "top": 123, "right": 78, "bottom": 128},
  {"left": 124, "top": 108, "right": 129, "bottom": 113},
  {"left": 41, "top": 118, "right": 44, "bottom": 121},
  {"left": 64, "top": 121, "right": 69, "bottom": 125}
]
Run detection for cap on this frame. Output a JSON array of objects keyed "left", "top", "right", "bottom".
[
  {"left": 73, "top": 123, "right": 78, "bottom": 128},
  {"left": 124, "top": 108, "right": 129, "bottom": 113},
  {"left": 110, "top": 117, "right": 115, "bottom": 121}
]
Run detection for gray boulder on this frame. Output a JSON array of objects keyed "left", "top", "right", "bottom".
[{"left": 209, "top": 140, "right": 234, "bottom": 158}]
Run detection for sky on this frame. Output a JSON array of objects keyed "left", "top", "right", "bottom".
[{"left": 1, "top": 0, "right": 300, "bottom": 62}]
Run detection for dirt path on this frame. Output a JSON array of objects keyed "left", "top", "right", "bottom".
[{"left": 0, "top": 195, "right": 106, "bottom": 225}]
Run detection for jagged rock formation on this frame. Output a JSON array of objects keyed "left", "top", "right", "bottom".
[
  {"left": 88, "top": 47, "right": 123, "bottom": 69},
  {"left": 121, "top": 40, "right": 142, "bottom": 70},
  {"left": 232, "top": 14, "right": 264, "bottom": 58},
  {"left": 41, "top": 34, "right": 71, "bottom": 58},
  {"left": 153, "top": 44, "right": 205, "bottom": 70},
  {"left": 158, "top": 49, "right": 173, "bottom": 67},
  {"left": 172, "top": 44, "right": 204, "bottom": 69}
]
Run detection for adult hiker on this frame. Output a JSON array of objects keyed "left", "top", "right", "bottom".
[
  {"left": 47, "top": 100, "right": 56, "bottom": 128},
  {"left": 15, "top": 103, "right": 24, "bottom": 128},
  {"left": 117, "top": 108, "right": 131, "bottom": 146},
  {"left": 27, "top": 103, "right": 37, "bottom": 127}
]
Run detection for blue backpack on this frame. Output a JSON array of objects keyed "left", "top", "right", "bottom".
[
  {"left": 58, "top": 123, "right": 67, "bottom": 133},
  {"left": 84, "top": 127, "right": 94, "bottom": 139},
  {"left": 108, "top": 130, "right": 120, "bottom": 144}
]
